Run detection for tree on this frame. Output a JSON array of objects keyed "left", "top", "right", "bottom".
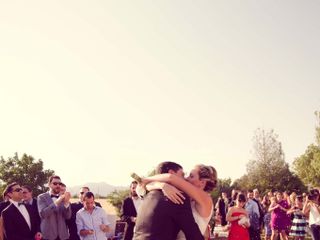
[
  {"left": 232, "top": 175, "right": 250, "bottom": 192},
  {"left": 293, "top": 145, "right": 320, "bottom": 187},
  {"left": 106, "top": 189, "right": 130, "bottom": 216},
  {"left": 239, "top": 128, "right": 306, "bottom": 193},
  {"left": 293, "top": 111, "right": 320, "bottom": 187},
  {"left": 211, "top": 178, "right": 232, "bottom": 202},
  {"left": 0, "top": 153, "right": 54, "bottom": 198}
]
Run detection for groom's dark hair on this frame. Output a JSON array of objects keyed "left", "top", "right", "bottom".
[{"left": 156, "top": 161, "right": 182, "bottom": 174}]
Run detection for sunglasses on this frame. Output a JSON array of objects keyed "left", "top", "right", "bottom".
[
  {"left": 12, "top": 188, "right": 23, "bottom": 192},
  {"left": 52, "top": 182, "right": 62, "bottom": 186},
  {"left": 80, "top": 192, "right": 85, "bottom": 195}
]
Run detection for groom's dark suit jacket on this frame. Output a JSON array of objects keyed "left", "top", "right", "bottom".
[
  {"left": 2, "top": 203, "right": 40, "bottom": 240},
  {"left": 133, "top": 190, "right": 204, "bottom": 240}
]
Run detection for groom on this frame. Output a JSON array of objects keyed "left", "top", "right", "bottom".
[{"left": 133, "top": 161, "right": 204, "bottom": 240}]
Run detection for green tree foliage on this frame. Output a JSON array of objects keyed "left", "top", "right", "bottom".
[
  {"left": 293, "top": 145, "right": 320, "bottom": 187},
  {"left": 235, "top": 128, "right": 306, "bottom": 194},
  {"left": 106, "top": 189, "right": 130, "bottom": 216},
  {"left": 0, "top": 153, "right": 54, "bottom": 198},
  {"left": 232, "top": 175, "right": 250, "bottom": 191},
  {"left": 293, "top": 111, "right": 320, "bottom": 187},
  {"left": 211, "top": 178, "right": 232, "bottom": 201}
]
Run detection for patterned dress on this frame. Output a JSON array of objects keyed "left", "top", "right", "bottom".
[{"left": 289, "top": 207, "right": 306, "bottom": 237}]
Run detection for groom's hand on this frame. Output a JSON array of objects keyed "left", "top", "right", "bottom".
[{"left": 162, "top": 183, "right": 185, "bottom": 204}]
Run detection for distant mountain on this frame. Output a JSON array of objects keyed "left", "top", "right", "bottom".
[{"left": 67, "top": 182, "right": 127, "bottom": 197}]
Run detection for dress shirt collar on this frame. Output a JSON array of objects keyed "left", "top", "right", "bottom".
[
  {"left": 9, "top": 199, "right": 25, "bottom": 208},
  {"left": 49, "top": 191, "right": 60, "bottom": 199}
]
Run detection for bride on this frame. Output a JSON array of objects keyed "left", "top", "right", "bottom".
[{"left": 134, "top": 164, "right": 217, "bottom": 239}]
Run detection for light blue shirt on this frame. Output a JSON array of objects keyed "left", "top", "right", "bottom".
[
  {"left": 245, "top": 199, "right": 260, "bottom": 229},
  {"left": 76, "top": 207, "right": 110, "bottom": 240}
]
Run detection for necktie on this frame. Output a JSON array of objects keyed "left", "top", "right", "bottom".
[{"left": 18, "top": 202, "right": 25, "bottom": 206}]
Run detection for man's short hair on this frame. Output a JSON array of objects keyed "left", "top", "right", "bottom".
[
  {"left": 60, "top": 183, "right": 66, "bottom": 187},
  {"left": 4, "top": 182, "right": 19, "bottom": 195},
  {"left": 22, "top": 185, "right": 32, "bottom": 192},
  {"left": 83, "top": 191, "right": 95, "bottom": 200},
  {"left": 48, "top": 175, "right": 61, "bottom": 184},
  {"left": 130, "top": 181, "right": 138, "bottom": 187},
  {"left": 155, "top": 161, "right": 182, "bottom": 174},
  {"left": 81, "top": 186, "right": 90, "bottom": 191}
]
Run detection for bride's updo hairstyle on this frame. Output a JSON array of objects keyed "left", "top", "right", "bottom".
[{"left": 196, "top": 164, "right": 218, "bottom": 193}]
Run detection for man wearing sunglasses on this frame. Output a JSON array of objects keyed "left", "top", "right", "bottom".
[
  {"left": 2, "top": 182, "right": 42, "bottom": 240},
  {"left": 37, "top": 175, "right": 72, "bottom": 240}
]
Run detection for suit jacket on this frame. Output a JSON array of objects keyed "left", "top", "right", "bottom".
[
  {"left": 253, "top": 198, "right": 264, "bottom": 225},
  {"left": 26, "top": 199, "right": 41, "bottom": 234},
  {"left": 217, "top": 198, "right": 228, "bottom": 226},
  {"left": 2, "top": 203, "right": 40, "bottom": 240},
  {"left": 0, "top": 202, "right": 10, "bottom": 215},
  {"left": 0, "top": 202, "right": 10, "bottom": 240},
  {"left": 121, "top": 197, "right": 137, "bottom": 240},
  {"left": 37, "top": 192, "right": 72, "bottom": 240},
  {"left": 66, "top": 201, "right": 102, "bottom": 240},
  {"left": 133, "top": 190, "right": 204, "bottom": 240}
]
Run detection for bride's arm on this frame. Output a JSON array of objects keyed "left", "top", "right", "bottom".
[
  {"left": 142, "top": 173, "right": 212, "bottom": 211},
  {"left": 145, "top": 182, "right": 185, "bottom": 204}
]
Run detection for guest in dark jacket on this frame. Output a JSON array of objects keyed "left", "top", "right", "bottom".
[
  {"left": 121, "top": 181, "right": 143, "bottom": 240},
  {"left": 22, "top": 185, "right": 41, "bottom": 232},
  {"left": 2, "top": 182, "right": 41, "bottom": 240}
]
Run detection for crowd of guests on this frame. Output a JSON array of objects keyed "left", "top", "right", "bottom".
[
  {"left": 0, "top": 175, "right": 112, "bottom": 240},
  {"left": 215, "top": 188, "right": 320, "bottom": 240},
  {"left": 1, "top": 171, "right": 320, "bottom": 240},
  {"left": 0, "top": 160, "right": 217, "bottom": 240}
]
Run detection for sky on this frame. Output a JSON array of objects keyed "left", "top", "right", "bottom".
[{"left": 1, "top": 1, "right": 320, "bottom": 187}]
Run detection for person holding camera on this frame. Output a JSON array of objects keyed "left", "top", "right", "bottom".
[{"left": 303, "top": 189, "right": 320, "bottom": 240}]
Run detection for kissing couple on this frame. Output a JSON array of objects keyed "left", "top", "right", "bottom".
[{"left": 132, "top": 161, "right": 217, "bottom": 240}]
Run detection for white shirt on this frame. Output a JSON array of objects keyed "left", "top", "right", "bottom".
[
  {"left": 132, "top": 197, "right": 143, "bottom": 212},
  {"left": 309, "top": 205, "right": 320, "bottom": 226},
  {"left": 9, "top": 199, "right": 31, "bottom": 229},
  {"left": 245, "top": 199, "right": 260, "bottom": 218},
  {"left": 76, "top": 207, "right": 110, "bottom": 240}
]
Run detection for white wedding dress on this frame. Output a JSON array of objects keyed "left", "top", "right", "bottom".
[{"left": 176, "top": 200, "right": 213, "bottom": 240}]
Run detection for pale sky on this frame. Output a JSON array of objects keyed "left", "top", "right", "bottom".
[{"left": 1, "top": 1, "right": 319, "bottom": 187}]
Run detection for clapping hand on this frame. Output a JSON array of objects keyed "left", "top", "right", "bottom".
[{"left": 63, "top": 191, "right": 71, "bottom": 204}]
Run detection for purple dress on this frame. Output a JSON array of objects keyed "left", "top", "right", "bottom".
[{"left": 271, "top": 200, "right": 291, "bottom": 231}]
